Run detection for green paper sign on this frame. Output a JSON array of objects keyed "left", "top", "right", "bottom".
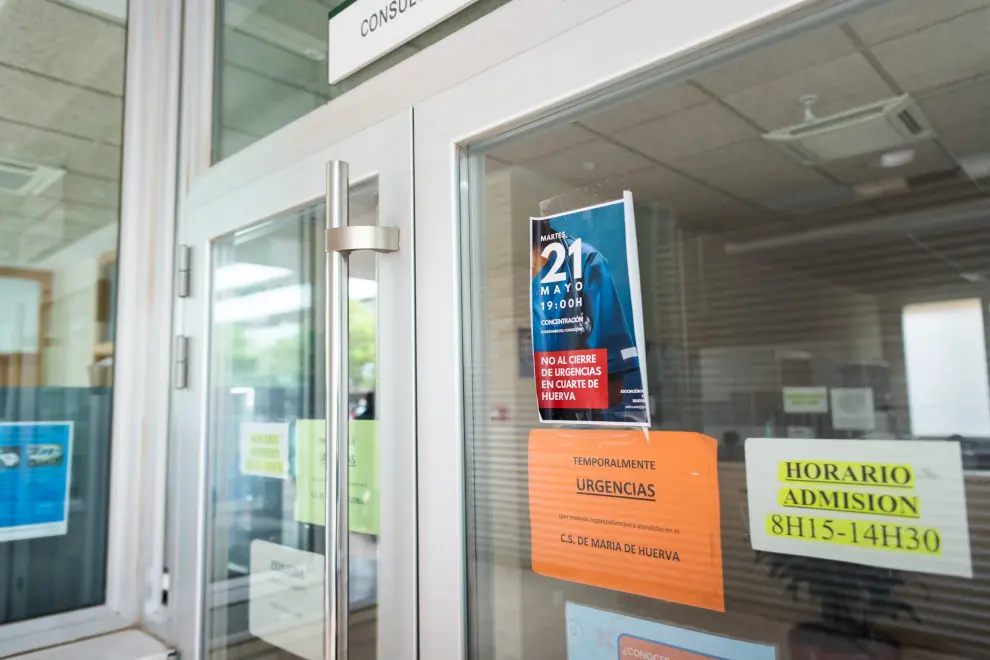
[{"left": 294, "top": 419, "right": 380, "bottom": 535}]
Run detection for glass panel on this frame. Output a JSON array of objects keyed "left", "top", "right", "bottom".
[
  {"left": 0, "top": 0, "right": 127, "bottom": 625},
  {"left": 466, "top": 0, "right": 990, "bottom": 658},
  {"left": 204, "top": 187, "right": 382, "bottom": 659},
  {"left": 212, "top": 0, "right": 512, "bottom": 161}
]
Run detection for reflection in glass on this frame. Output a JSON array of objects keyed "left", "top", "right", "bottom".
[
  {"left": 212, "top": 0, "right": 512, "bottom": 160},
  {"left": 466, "top": 0, "right": 990, "bottom": 658},
  {"left": 0, "top": 0, "right": 127, "bottom": 625},
  {"left": 204, "top": 191, "right": 382, "bottom": 659}
]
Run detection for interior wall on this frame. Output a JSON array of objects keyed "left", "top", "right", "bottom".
[{"left": 41, "top": 226, "right": 117, "bottom": 387}]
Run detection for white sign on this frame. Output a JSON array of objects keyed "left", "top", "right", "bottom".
[
  {"left": 249, "top": 540, "right": 324, "bottom": 660},
  {"left": 745, "top": 438, "right": 972, "bottom": 578},
  {"left": 328, "top": 0, "right": 481, "bottom": 83},
  {"left": 240, "top": 423, "right": 289, "bottom": 479},
  {"left": 830, "top": 387, "right": 876, "bottom": 430},
  {"left": 782, "top": 386, "right": 829, "bottom": 414}
]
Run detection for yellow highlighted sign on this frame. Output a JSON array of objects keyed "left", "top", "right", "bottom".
[
  {"left": 777, "top": 486, "right": 921, "bottom": 519},
  {"left": 746, "top": 438, "right": 972, "bottom": 578},
  {"left": 778, "top": 460, "right": 914, "bottom": 489},
  {"left": 765, "top": 513, "right": 941, "bottom": 556},
  {"left": 240, "top": 423, "right": 289, "bottom": 479}
]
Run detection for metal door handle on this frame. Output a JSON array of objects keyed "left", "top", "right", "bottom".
[
  {"left": 324, "top": 160, "right": 398, "bottom": 660},
  {"left": 326, "top": 226, "right": 399, "bottom": 253}
]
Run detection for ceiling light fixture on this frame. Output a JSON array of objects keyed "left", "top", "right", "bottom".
[
  {"left": 880, "top": 149, "right": 916, "bottom": 168},
  {"left": 854, "top": 177, "right": 908, "bottom": 198}
]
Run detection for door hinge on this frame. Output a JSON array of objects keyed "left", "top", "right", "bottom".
[
  {"left": 161, "top": 568, "right": 170, "bottom": 606},
  {"left": 176, "top": 244, "right": 191, "bottom": 298},
  {"left": 174, "top": 335, "right": 189, "bottom": 389}
]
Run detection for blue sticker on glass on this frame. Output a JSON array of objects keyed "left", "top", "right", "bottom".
[
  {"left": 566, "top": 602, "right": 775, "bottom": 660},
  {"left": 0, "top": 422, "right": 73, "bottom": 542}
]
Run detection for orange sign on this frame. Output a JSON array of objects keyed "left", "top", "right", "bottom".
[
  {"left": 529, "top": 429, "right": 724, "bottom": 612},
  {"left": 619, "top": 635, "right": 720, "bottom": 660}
]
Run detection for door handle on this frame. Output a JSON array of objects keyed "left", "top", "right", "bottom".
[
  {"left": 326, "top": 226, "right": 399, "bottom": 253},
  {"left": 324, "top": 160, "right": 398, "bottom": 660}
]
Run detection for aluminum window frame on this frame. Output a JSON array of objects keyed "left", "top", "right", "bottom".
[
  {"left": 411, "top": 0, "right": 884, "bottom": 657},
  {"left": 165, "top": 0, "right": 910, "bottom": 658},
  {"left": 0, "top": 0, "right": 182, "bottom": 654}
]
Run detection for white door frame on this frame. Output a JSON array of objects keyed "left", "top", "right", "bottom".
[
  {"left": 412, "top": 0, "right": 880, "bottom": 657},
  {"left": 168, "top": 109, "right": 417, "bottom": 660}
]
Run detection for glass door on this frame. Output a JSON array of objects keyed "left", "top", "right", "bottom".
[{"left": 169, "top": 110, "right": 415, "bottom": 660}]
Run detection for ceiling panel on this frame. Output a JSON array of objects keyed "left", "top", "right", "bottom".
[
  {"left": 788, "top": 202, "right": 881, "bottom": 229},
  {"left": 0, "top": 0, "right": 125, "bottom": 95},
  {"left": 593, "top": 166, "right": 775, "bottom": 231},
  {"left": 0, "top": 192, "right": 57, "bottom": 217},
  {"left": 228, "top": 0, "right": 330, "bottom": 39},
  {"left": 721, "top": 52, "right": 895, "bottom": 131},
  {"left": 675, "top": 139, "right": 832, "bottom": 204},
  {"left": 846, "top": 0, "right": 990, "bottom": 45},
  {"left": 0, "top": 0, "right": 126, "bottom": 267},
  {"left": 224, "top": 29, "right": 327, "bottom": 96},
  {"left": 0, "top": 180, "right": 115, "bottom": 226},
  {"left": 870, "top": 6, "right": 990, "bottom": 93},
  {"left": 918, "top": 75, "right": 990, "bottom": 162},
  {"left": 488, "top": 124, "right": 594, "bottom": 164},
  {"left": 578, "top": 83, "right": 709, "bottom": 135},
  {"left": 872, "top": 179, "right": 987, "bottom": 214},
  {"left": 663, "top": 192, "right": 775, "bottom": 232},
  {"left": 695, "top": 25, "right": 855, "bottom": 97},
  {"left": 613, "top": 102, "right": 757, "bottom": 162},
  {"left": 221, "top": 64, "right": 323, "bottom": 137},
  {"left": 918, "top": 75, "right": 990, "bottom": 131},
  {"left": 0, "top": 119, "right": 121, "bottom": 180},
  {"left": 591, "top": 165, "right": 711, "bottom": 201},
  {"left": 47, "top": 202, "right": 118, "bottom": 230},
  {"left": 0, "top": 66, "right": 123, "bottom": 145},
  {"left": 940, "top": 119, "right": 990, "bottom": 162},
  {"left": 523, "top": 137, "right": 652, "bottom": 184},
  {"left": 41, "top": 172, "right": 120, "bottom": 209},
  {"left": 822, "top": 140, "right": 957, "bottom": 185}
]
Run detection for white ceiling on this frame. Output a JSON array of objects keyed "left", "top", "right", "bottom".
[
  {"left": 0, "top": 0, "right": 125, "bottom": 267},
  {"left": 489, "top": 0, "right": 990, "bottom": 245},
  {"left": 3, "top": 0, "right": 988, "bottom": 274}
]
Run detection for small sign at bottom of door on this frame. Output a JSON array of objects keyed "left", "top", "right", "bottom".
[{"left": 249, "top": 540, "right": 323, "bottom": 660}]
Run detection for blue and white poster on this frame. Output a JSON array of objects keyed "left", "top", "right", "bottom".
[
  {"left": 566, "top": 602, "right": 776, "bottom": 660},
  {"left": 0, "top": 422, "right": 73, "bottom": 542},
  {"left": 530, "top": 192, "right": 650, "bottom": 426}
]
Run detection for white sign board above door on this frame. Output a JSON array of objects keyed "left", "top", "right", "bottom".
[{"left": 328, "top": 0, "right": 481, "bottom": 84}]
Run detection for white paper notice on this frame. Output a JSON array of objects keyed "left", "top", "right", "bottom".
[
  {"left": 240, "top": 423, "right": 290, "bottom": 479},
  {"left": 830, "top": 387, "right": 876, "bottom": 430},
  {"left": 782, "top": 387, "right": 829, "bottom": 414},
  {"left": 746, "top": 438, "right": 972, "bottom": 578},
  {"left": 249, "top": 540, "right": 323, "bottom": 660}
]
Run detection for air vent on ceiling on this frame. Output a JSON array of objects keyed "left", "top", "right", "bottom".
[
  {"left": 763, "top": 95, "right": 935, "bottom": 163},
  {"left": 0, "top": 159, "right": 65, "bottom": 196}
]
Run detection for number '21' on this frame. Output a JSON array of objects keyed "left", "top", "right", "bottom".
[{"left": 541, "top": 239, "right": 582, "bottom": 284}]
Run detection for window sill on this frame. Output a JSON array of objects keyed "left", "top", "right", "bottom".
[
  {"left": 0, "top": 606, "right": 154, "bottom": 658},
  {"left": 9, "top": 629, "right": 170, "bottom": 660}
]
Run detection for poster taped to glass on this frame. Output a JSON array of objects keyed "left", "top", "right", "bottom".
[{"left": 530, "top": 192, "right": 649, "bottom": 425}]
